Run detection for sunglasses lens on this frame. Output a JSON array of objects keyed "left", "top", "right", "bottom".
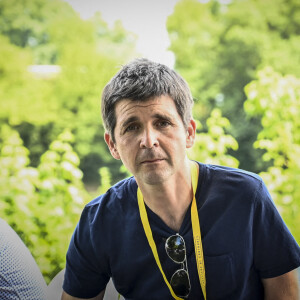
[
  {"left": 165, "top": 235, "right": 186, "bottom": 262},
  {"left": 170, "top": 269, "right": 191, "bottom": 298},
  {"left": 166, "top": 235, "right": 191, "bottom": 297}
]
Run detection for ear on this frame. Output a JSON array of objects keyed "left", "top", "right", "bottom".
[
  {"left": 186, "top": 119, "right": 196, "bottom": 149},
  {"left": 104, "top": 132, "right": 121, "bottom": 160}
]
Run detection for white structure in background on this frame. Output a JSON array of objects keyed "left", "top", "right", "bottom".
[
  {"left": 27, "top": 65, "right": 61, "bottom": 79},
  {"left": 62, "top": 0, "right": 177, "bottom": 67}
]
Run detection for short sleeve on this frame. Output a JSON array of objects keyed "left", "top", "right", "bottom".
[
  {"left": 63, "top": 206, "right": 110, "bottom": 298},
  {"left": 252, "top": 180, "right": 300, "bottom": 278}
]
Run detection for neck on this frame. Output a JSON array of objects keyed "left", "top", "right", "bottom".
[{"left": 137, "top": 161, "right": 194, "bottom": 232}]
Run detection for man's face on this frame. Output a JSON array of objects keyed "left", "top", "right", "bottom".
[{"left": 105, "top": 95, "right": 196, "bottom": 186}]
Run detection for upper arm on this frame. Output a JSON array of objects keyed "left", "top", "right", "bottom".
[
  {"left": 61, "top": 289, "right": 105, "bottom": 300},
  {"left": 63, "top": 207, "right": 110, "bottom": 298},
  {"left": 262, "top": 269, "right": 299, "bottom": 300}
]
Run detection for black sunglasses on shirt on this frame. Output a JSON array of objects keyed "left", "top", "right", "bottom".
[{"left": 165, "top": 234, "right": 191, "bottom": 298}]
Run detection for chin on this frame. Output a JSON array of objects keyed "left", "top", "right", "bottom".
[{"left": 141, "top": 170, "right": 172, "bottom": 186}]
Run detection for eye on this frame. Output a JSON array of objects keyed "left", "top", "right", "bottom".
[
  {"left": 156, "top": 120, "right": 171, "bottom": 128},
  {"left": 124, "top": 123, "right": 140, "bottom": 133}
]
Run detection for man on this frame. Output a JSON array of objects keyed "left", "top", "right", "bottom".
[
  {"left": 62, "top": 58, "right": 300, "bottom": 299},
  {"left": 0, "top": 218, "right": 48, "bottom": 300}
]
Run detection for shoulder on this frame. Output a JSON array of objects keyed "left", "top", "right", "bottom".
[
  {"left": 65, "top": 177, "right": 141, "bottom": 272},
  {"left": 197, "top": 163, "right": 268, "bottom": 208},
  {"left": 81, "top": 176, "right": 138, "bottom": 227},
  {"left": 0, "top": 218, "right": 48, "bottom": 299},
  {"left": 203, "top": 163, "right": 261, "bottom": 180},
  {"left": 0, "top": 218, "right": 26, "bottom": 254},
  {"left": 0, "top": 218, "right": 15, "bottom": 237},
  {"left": 86, "top": 176, "right": 137, "bottom": 209},
  {"left": 202, "top": 163, "right": 263, "bottom": 190}
]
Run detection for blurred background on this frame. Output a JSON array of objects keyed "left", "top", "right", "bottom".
[{"left": 0, "top": 0, "right": 299, "bottom": 287}]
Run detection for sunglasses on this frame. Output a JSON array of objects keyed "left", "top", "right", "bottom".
[{"left": 165, "top": 234, "right": 191, "bottom": 298}]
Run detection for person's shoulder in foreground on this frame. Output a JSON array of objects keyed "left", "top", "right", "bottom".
[{"left": 0, "top": 218, "right": 47, "bottom": 300}]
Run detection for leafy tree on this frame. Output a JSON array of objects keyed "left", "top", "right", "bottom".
[
  {"left": 35, "top": 129, "right": 89, "bottom": 280},
  {"left": 167, "top": 0, "right": 300, "bottom": 172},
  {"left": 0, "top": 33, "right": 65, "bottom": 166},
  {"left": 0, "top": 0, "right": 138, "bottom": 187},
  {"left": 0, "top": 125, "right": 39, "bottom": 241},
  {"left": 244, "top": 67, "right": 300, "bottom": 242},
  {"left": 0, "top": 126, "right": 89, "bottom": 282},
  {"left": 0, "top": 0, "right": 77, "bottom": 63},
  {"left": 188, "top": 108, "right": 239, "bottom": 167},
  {"left": 98, "top": 167, "right": 112, "bottom": 195}
]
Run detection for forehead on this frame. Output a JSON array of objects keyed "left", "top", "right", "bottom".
[{"left": 114, "top": 95, "right": 179, "bottom": 123}]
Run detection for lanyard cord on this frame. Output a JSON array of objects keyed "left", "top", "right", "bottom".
[
  {"left": 190, "top": 161, "right": 207, "bottom": 300},
  {"left": 137, "top": 161, "right": 206, "bottom": 300}
]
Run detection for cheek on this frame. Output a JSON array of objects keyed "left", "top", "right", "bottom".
[
  {"left": 165, "top": 134, "right": 186, "bottom": 152},
  {"left": 118, "top": 141, "right": 137, "bottom": 161}
]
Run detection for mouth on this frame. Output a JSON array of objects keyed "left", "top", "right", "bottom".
[{"left": 141, "top": 159, "right": 164, "bottom": 164}]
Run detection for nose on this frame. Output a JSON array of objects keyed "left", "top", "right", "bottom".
[{"left": 140, "top": 127, "right": 159, "bottom": 149}]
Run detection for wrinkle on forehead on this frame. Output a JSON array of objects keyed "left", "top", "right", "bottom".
[{"left": 117, "top": 97, "right": 166, "bottom": 115}]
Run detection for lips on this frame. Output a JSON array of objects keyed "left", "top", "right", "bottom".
[
  {"left": 137, "top": 151, "right": 166, "bottom": 165},
  {"left": 141, "top": 159, "right": 164, "bottom": 164},
  {"left": 136, "top": 147, "right": 167, "bottom": 166}
]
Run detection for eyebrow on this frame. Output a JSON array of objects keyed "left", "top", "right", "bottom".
[
  {"left": 152, "top": 113, "right": 173, "bottom": 123},
  {"left": 120, "top": 113, "right": 174, "bottom": 130},
  {"left": 120, "top": 116, "right": 139, "bottom": 130}
]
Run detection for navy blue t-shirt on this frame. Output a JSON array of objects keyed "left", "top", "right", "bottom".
[{"left": 63, "top": 163, "right": 300, "bottom": 299}]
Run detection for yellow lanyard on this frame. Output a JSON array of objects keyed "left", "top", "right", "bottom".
[{"left": 137, "top": 161, "right": 207, "bottom": 300}]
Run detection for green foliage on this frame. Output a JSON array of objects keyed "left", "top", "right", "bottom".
[
  {"left": 1, "top": 0, "right": 299, "bottom": 284},
  {"left": 167, "top": 0, "right": 300, "bottom": 172},
  {"left": 0, "top": 0, "right": 138, "bottom": 186},
  {"left": 0, "top": 0, "right": 137, "bottom": 277},
  {"left": 0, "top": 125, "right": 37, "bottom": 226},
  {"left": 188, "top": 109, "right": 239, "bottom": 167},
  {"left": 0, "top": 2, "right": 139, "bottom": 280},
  {"left": 98, "top": 167, "right": 112, "bottom": 195},
  {"left": 244, "top": 67, "right": 300, "bottom": 242},
  {"left": 0, "top": 0, "right": 77, "bottom": 63},
  {"left": 0, "top": 126, "right": 89, "bottom": 282}
]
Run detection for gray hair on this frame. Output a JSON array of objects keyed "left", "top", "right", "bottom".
[{"left": 101, "top": 58, "right": 194, "bottom": 141}]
